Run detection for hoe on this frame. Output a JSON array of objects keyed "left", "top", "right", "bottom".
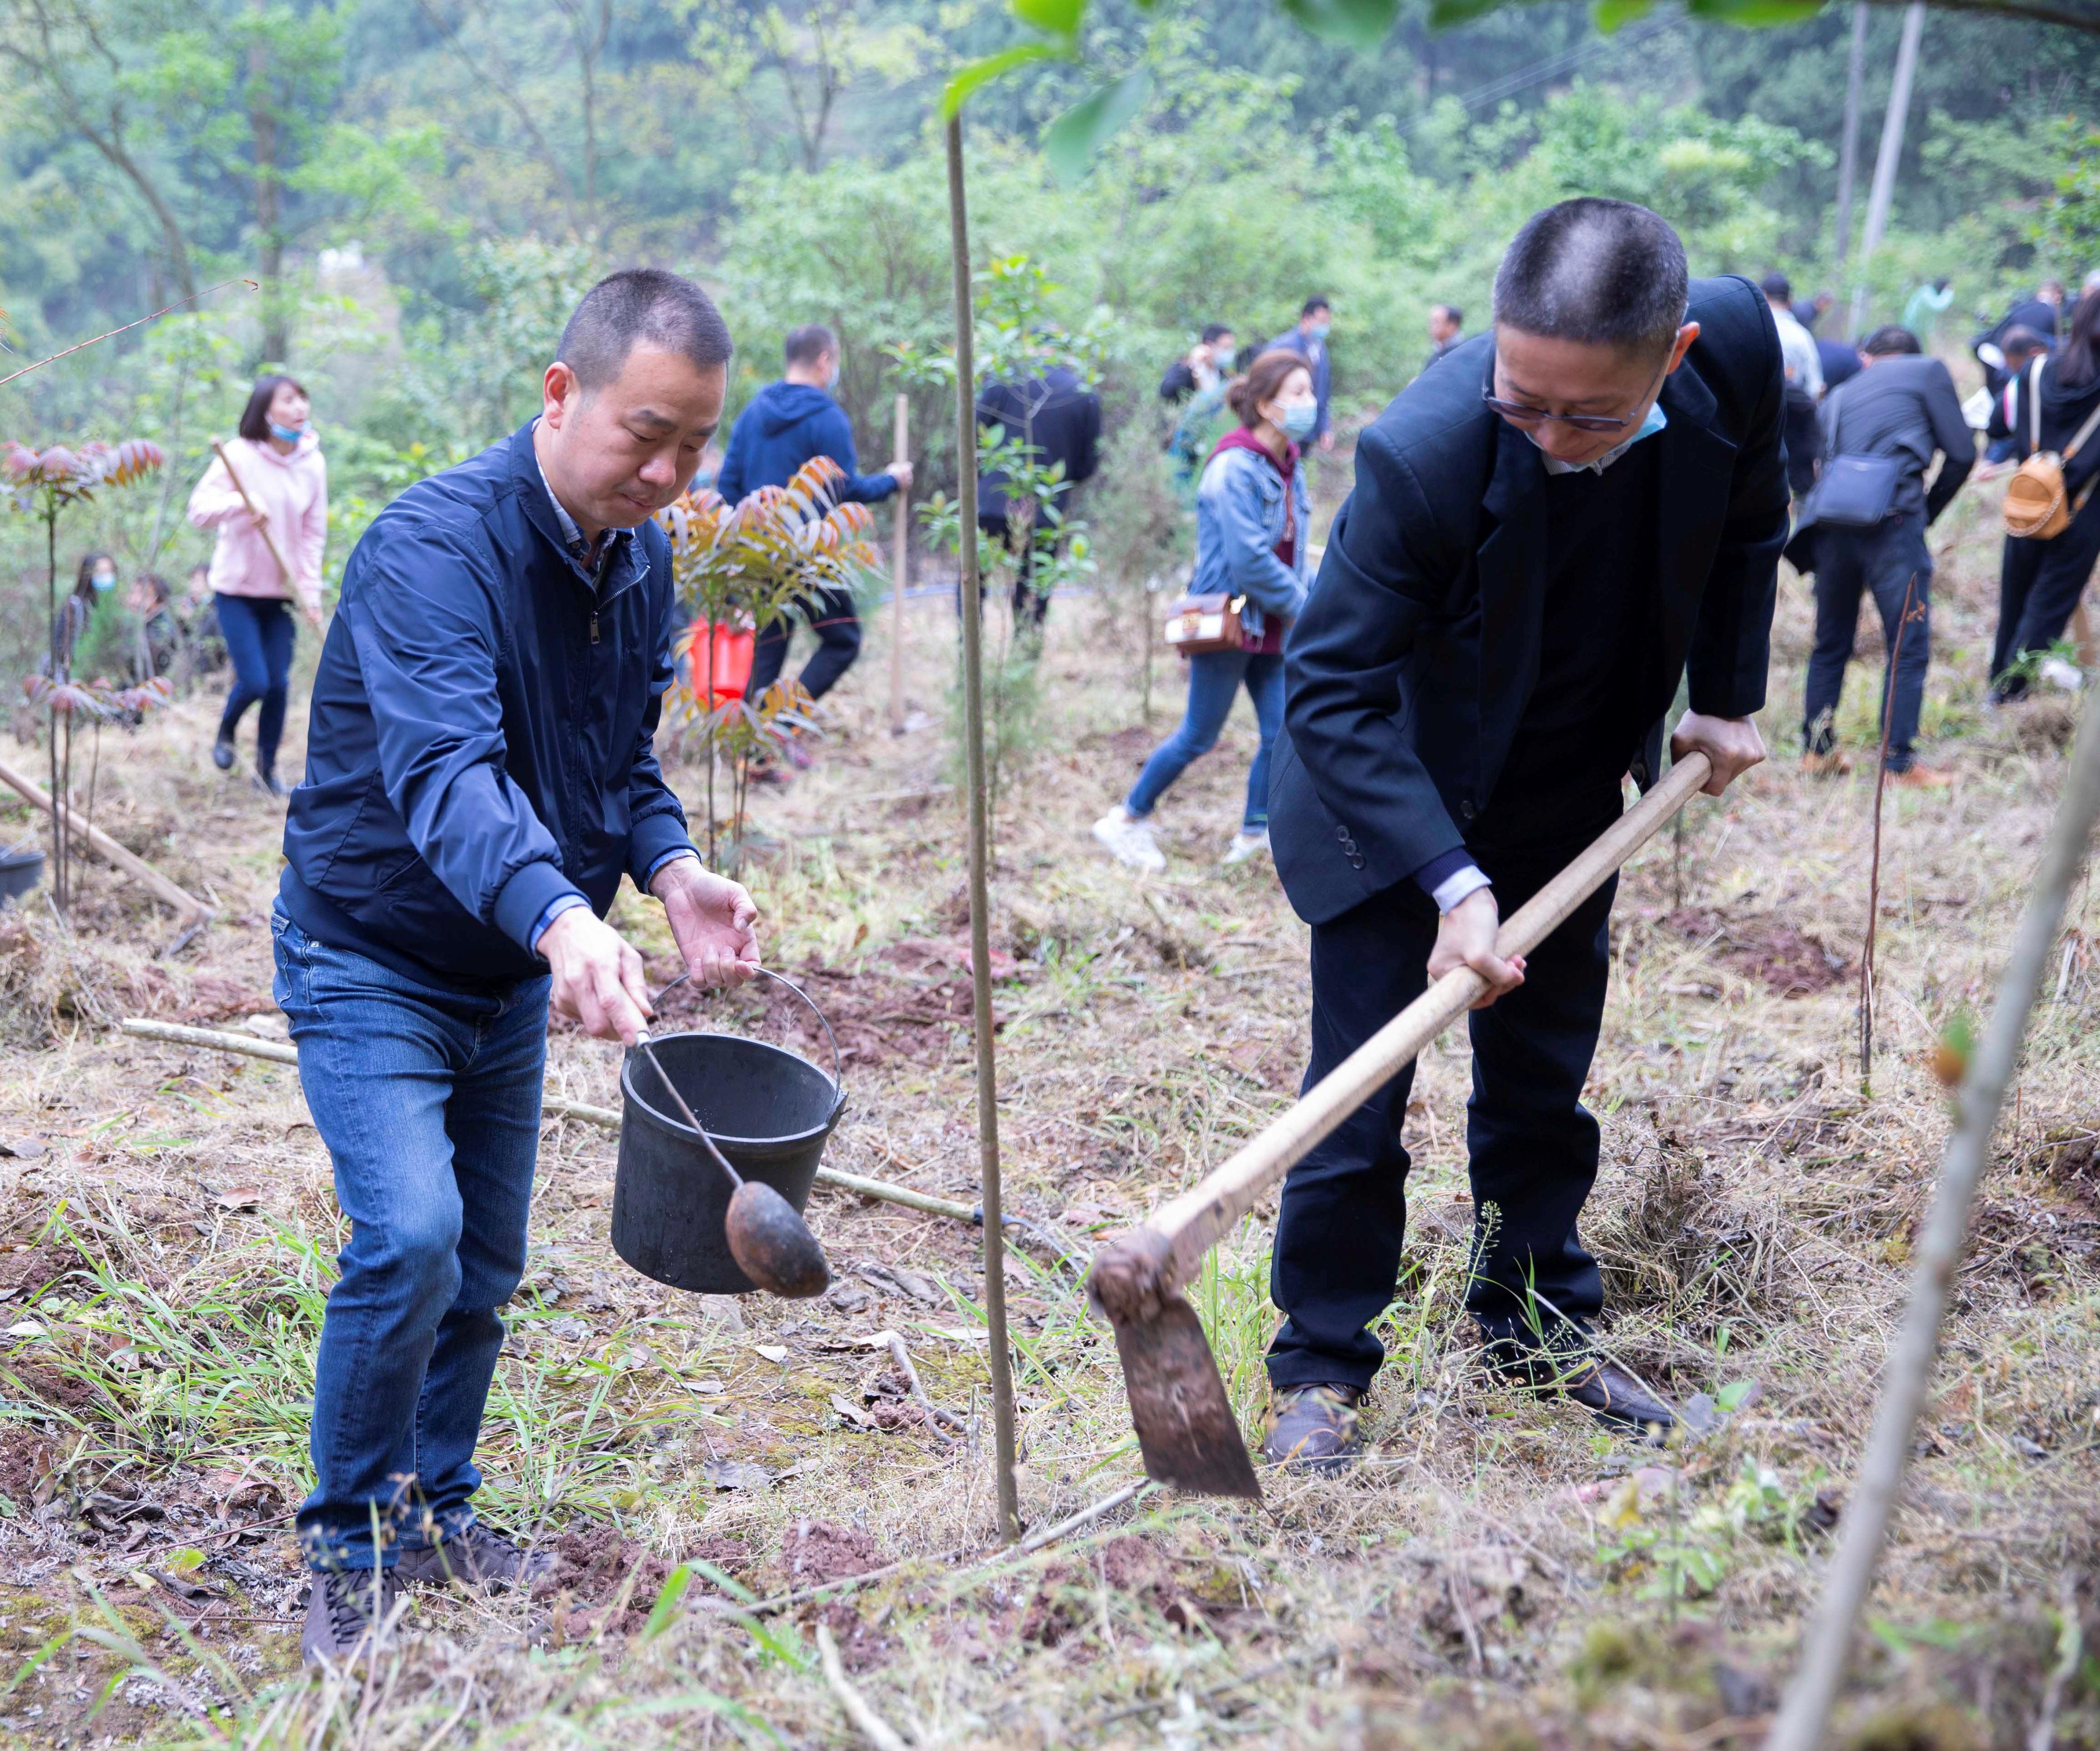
[{"left": 1087, "top": 752, "right": 1716, "bottom": 1499}]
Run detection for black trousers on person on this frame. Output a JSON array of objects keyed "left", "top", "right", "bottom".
[
  {"left": 977, "top": 511, "right": 1063, "bottom": 626},
  {"left": 1991, "top": 490, "right": 2100, "bottom": 696},
  {"left": 1266, "top": 818, "right": 1619, "bottom": 1392},
  {"left": 746, "top": 584, "right": 863, "bottom": 705}
]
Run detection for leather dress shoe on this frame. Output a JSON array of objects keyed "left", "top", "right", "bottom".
[
  {"left": 1261, "top": 1382, "right": 1366, "bottom": 1472},
  {"left": 1558, "top": 1358, "right": 1676, "bottom": 1441}
]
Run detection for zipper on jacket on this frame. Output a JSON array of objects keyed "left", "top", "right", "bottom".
[{"left": 590, "top": 612, "right": 599, "bottom": 644}]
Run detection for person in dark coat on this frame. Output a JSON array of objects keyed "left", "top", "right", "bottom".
[
  {"left": 1817, "top": 333, "right": 1863, "bottom": 395},
  {"left": 976, "top": 363, "right": 1101, "bottom": 626},
  {"left": 1786, "top": 325, "right": 1973, "bottom": 788},
  {"left": 1974, "top": 281, "right": 2066, "bottom": 397},
  {"left": 279, "top": 270, "right": 762, "bottom": 1668},
  {"left": 1991, "top": 289, "right": 2100, "bottom": 700},
  {"left": 1266, "top": 296, "right": 1336, "bottom": 450},
  {"left": 1159, "top": 323, "right": 1236, "bottom": 403},
  {"left": 1981, "top": 327, "right": 2051, "bottom": 464},
  {"left": 717, "top": 323, "right": 912, "bottom": 708},
  {"left": 1261, "top": 199, "right": 1784, "bottom": 1470}
]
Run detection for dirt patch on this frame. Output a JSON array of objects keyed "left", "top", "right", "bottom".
[
  {"left": 1020, "top": 1535, "right": 1249, "bottom": 1647},
  {"left": 1664, "top": 907, "right": 1848, "bottom": 997},
  {"left": 0, "top": 1427, "right": 55, "bottom": 1503},
  {"left": 778, "top": 1519, "right": 885, "bottom": 1587}
]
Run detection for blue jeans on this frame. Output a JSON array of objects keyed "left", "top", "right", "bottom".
[
  {"left": 1125, "top": 649, "right": 1285, "bottom": 830},
  {"left": 215, "top": 594, "right": 295, "bottom": 775},
  {"left": 273, "top": 904, "right": 550, "bottom": 1572},
  {"left": 1802, "top": 513, "right": 1933, "bottom": 773}
]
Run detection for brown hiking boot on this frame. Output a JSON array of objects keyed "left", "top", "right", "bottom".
[
  {"left": 1261, "top": 1383, "right": 1366, "bottom": 1472},
  {"left": 394, "top": 1522, "right": 555, "bottom": 1592},
  {"left": 301, "top": 1567, "right": 405, "bottom": 1669},
  {"left": 1887, "top": 762, "right": 1952, "bottom": 790},
  {"left": 1799, "top": 749, "right": 1853, "bottom": 777}
]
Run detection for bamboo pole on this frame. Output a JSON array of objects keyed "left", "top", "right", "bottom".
[
  {"left": 1765, "top": 691, "right": 2100, "bottom": 1751},
  {"left": 887, "top": 392, "right": 910, "bottom": 734},
  {"left": 0, "top": 753, "right": 209, "bottom": 925},
  {"left": 945, "top": 113, "right": 1021, "bottom": 1544},
  {"left": 114, "top": 1016, "right": 982, "bottom": 1224}
]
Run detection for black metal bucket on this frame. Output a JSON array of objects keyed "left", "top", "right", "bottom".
[
  {"left": 0, "top": 843, "right": 43, "bottom": 905},
  {"left": 610, "top": 969, "right": 846, "bottom": 1294}
]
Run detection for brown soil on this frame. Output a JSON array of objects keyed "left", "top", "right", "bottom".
[{"left": 1664, "top": 905, "right": 1849, "bottom": 996}]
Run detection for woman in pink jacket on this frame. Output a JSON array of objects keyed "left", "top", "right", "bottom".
[{"left": 187, "top": 375, "right": 327, "bottom": 796}]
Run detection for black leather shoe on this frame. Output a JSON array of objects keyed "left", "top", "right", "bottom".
[
  {"left": 211, "top": 736, "right": 235, "bottom": 771},
  {"left": 394, "top": 1522, "right": 554, "bottom": 1592},
  {"left": 252, "top": 769, "right": 289, "bottom": 799},
  {"left": 1261, "top": 1383, "right": 1367, "bottom": 1472},
  {"left": 1560, "top": 1359, "right": 1676, "bottom": 1441}
]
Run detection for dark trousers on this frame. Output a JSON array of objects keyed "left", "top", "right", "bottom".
[
  {"left": 1267, "top": 827, "right": 1618, "bottom": 1392},
  {"left": 1783, "top": 397, "right": 1821, "bottom": 499},
  {"left": 978, "top": 511, "right": 1062, "bottom": 626},
  {"left": 1991, "top": 491, "right": 2100, "bottom": 697},
  {"left": 1802, "top": 512, "right": 1933, "bottom": 772},
  {"left": 747, "top": 585, "right": 862, "bottom": 705},
  {"left": 215, "top": 593, "right": 294, "bottom": 775}
]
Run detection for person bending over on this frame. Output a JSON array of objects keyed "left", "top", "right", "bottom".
[
  {"left": 279, "top": 269, "right": 762, "bottom": 1665},
  {"left": 1263, "top": 198, "right": 1785, "bottom": 1469}
]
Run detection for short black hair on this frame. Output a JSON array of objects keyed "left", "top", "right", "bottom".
[
  {"left": 557, "top": 268, "right": 733, "bottom": 392},
  {"left": 238, "top": 374, "right": 308, "bottom": 443},
  {"left": 1493, "top": 197, "right": 1688, "bottom": 358},
  {"left": 784, "top": 322, "right": 837, "bottom": 367},
  {"left": 1200, "top": 322, "right": 1234, "bottom": 344},
  {"left": 1433, "top": 303, "right": 1464, "bottom": 327},
  {"left": 2001, "top": 324, "right": 2051, "bottom": 360},
  {"left": 1861, "top": 324, "right": 1921, "bottom": 357},
  {"left": 1301, "top": 296, "right": 1332, "bottom": 318},
  {"left": 1759, "top": 271, "right": 1792, "bottom": 305}
]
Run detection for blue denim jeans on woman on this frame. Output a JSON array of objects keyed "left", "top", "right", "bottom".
[
  {"left": 214, "top": 593, "right": 295, "bottom": 776},
  {"left": 1125, "top": 648, "right": 1286, "bottom": 830},
  {"left": 273, "top": 904, "right": 549, "bottom": 1572}
]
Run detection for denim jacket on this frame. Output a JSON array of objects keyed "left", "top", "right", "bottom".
[{"left": 1193, "top": 441, "right": 1311, "bottom": 643}]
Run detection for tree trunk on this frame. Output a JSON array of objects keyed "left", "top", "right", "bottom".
[{"left": 249, "top": 27, "right": 286, "bottom": 363}]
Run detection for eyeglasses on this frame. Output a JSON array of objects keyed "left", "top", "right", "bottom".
[{"left": 1481, "top": 358, "right": 1669, "bottom": 434}]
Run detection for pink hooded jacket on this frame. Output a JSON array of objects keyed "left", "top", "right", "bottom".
[{"left": 186, "top": 433, "right": 328, "bottom": 614}]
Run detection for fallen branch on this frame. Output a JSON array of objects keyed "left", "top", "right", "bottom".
[
  {"left": 866, "top": 1329, "right": 968, "bottom": 1439},
  {"left": 0, "top": 755, "right": 209, "bottom": 928},
  {"left": 1765, "top": 691, "right": 2100, "bottom": 1751},
  {"left": 114, "top": 1018, "right": 979, "bottom": 1226},
  {"left": 815, "top": 1623, "right": 911, "bottom": 1751}
]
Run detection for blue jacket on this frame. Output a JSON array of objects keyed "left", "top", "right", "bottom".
[
  {"left": 1192, "top": 439, "right": 1310, "bottom": 644},
  {"left": 715, "top": 381, "right": 896, "bottom": 504},
  {"left": 280, "top": 422, "right": 696, "bottom": 988}
]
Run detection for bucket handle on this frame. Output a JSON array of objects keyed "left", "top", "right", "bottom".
[{"left": 652, "top": 965, "right": 846, "bottom": 1113}]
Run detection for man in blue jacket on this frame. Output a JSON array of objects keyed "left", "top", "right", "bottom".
[
  {"left": 1265, "top": 296, "right": 1336, "bottom": 452},
  {"left": 279, "top": 268, "right": 762, "bottom": 1666},
  {"left": 716, "top": 323, "right": 911, "bottom": 710},
  {"left": 1264, "top": 200, "right": 1783, "bottom": 1470}
]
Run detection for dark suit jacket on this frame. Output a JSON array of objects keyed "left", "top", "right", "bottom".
[
  {"left": 976, "top": 367, "right": 1101, "bottom": 522},
  {"left": 1270, "top": 275, "right": 1788, "bottom": 926}
]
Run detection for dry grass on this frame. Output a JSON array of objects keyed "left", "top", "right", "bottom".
[{"left": 0, "top": 474, "right": 2098, "bottom": 1748}]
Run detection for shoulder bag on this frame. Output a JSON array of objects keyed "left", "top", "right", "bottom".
[
  {"left": 2004, "top": 355, "right": 2100, "bottom": 541},
  {"left": 1162, "top": 592, "right": 1246, "bottom": 655}
]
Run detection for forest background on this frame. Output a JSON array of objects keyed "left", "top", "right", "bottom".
[{"left": 0, "top": 0, "right": 2096, "bottom": 685}]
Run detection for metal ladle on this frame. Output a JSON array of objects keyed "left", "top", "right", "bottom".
[{"left": 629, "top": 972, "right": 831, "bottom": 1299}]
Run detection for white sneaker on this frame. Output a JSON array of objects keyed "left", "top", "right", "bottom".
[
  {"left": 1222, "top": 827, "right": 1270, "bottom": 866},
  {"left": 1092, "top": 807, "right": 1165, "bottom": 873},
  {"left": 2039, "top": 656, "right": 2086, "bottom": 693}
]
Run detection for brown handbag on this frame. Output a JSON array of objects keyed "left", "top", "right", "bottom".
[
  {"left": 1162, "top": 592, "right": 1247, "bottom": 656},
  {"left": 2004, "top": 355, "right": 2100, "bottom": 540}
]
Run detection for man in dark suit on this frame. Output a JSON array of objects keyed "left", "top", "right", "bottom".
[
  {"left": 976, "top": 364, "right": 1101, "bottom": 627},
  {"left": 1263, "top": 198, "right": 1785, "bottom": 1469}
]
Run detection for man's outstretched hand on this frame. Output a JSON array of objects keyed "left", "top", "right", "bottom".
[
  {"left": 1428, "top": 887, "right": 1526, "bottom": 1010},
  {"left": 1671, "top": 712, "right": 1766, "bottom": 796},
  {"left": 652, "top": 856, "right": 762, "bottom": 989},
  {"left": 542, "top": 908, "right": 653, "bottom": 1044}
]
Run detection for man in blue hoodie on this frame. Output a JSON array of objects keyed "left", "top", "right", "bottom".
[
  {"left": 716, "top": 323, "right": 912, "bottom": 708},
  {"left": 280, "top": 268, "right": 763, "bottom": 1667}
]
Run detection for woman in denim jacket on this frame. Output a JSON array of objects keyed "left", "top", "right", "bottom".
[{"left": 1095, "top": 349, "right": 1317, "bottom": 869}]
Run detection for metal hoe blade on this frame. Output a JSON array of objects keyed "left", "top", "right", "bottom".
[{"left": 1107, "top": 1293, "right": 1261, "bottom": 1501}]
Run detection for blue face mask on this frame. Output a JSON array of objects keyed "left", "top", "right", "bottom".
[
  {"left": 1306, "top": 321, "right": 1331, "bottom": 342},
  {"left": 91, "top": 571, "right": 115, "bottom": 592},
  {"left": 1278, "top": 402, "right": 1318, "bottom": 442},
  {"left": 268, "top": 420, "right": 307, "bottom": 443}
]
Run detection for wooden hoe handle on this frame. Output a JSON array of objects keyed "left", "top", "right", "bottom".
[
  {"left": 210, "top": 438, "right": 297, "bottom": 589},
  {"left": 1092, "top": 753, "right": 1713, "bottom": 1315}
]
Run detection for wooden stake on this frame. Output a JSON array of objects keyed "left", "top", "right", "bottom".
[
  {"left": 888, "top": 392, "right": 911, "bottom": 734},
  {"left": 209, "top": 438, "right": 298, "bottom": 590},
  {"left": 1765, "top": 690, "right": 2100, "bottom": 1751},
  {"left": 945, "top": 112, "right": 1021, "bottom": 1545},
  {"left": 0, "top": 753, "right": 209, "bottom": 926}
]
